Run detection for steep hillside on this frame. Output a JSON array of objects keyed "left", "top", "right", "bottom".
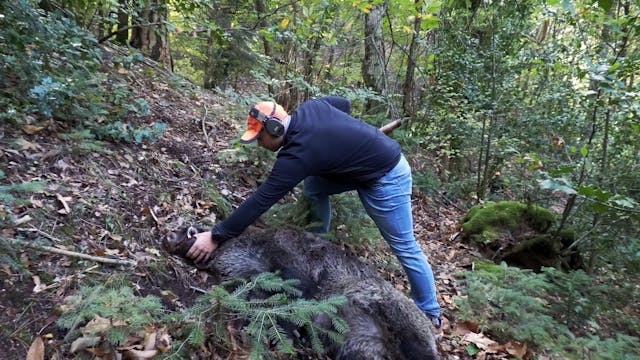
[{"left": 1, "top": 42, "right": 495, "bottom": 360}]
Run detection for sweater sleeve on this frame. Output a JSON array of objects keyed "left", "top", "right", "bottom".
[{"left": 212, "top": 154, "right": 307, "bottom": 241}]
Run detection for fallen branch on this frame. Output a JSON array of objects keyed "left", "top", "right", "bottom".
[
  {"left": 4, "top": 234, "right": 136, "bottom": 267},
  {"left": 201, "top": 104, "right": 213, "bottom": 149}
]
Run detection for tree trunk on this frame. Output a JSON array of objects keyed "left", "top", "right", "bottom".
[
  {"left": 362, "top": 0, "right": 389, "bottom": 114},
  {"left": 402, "top": 0, "right": 423, "bottom": 118},
  {"left": 254, "top": 0, "right": 276, "bottom": 97},
  {"left": 302, "top": 36, "right": 321, "bottom": 104},
  {"left": 130, "top": 0, "right": 172, "bottom": 70},
  {"left": 115, "top": 0, "right": 129, "bottom": 45}
]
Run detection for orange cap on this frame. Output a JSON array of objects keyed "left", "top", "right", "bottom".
[{"left": 240, "top": 101, "right": 288, "bottom": 143}]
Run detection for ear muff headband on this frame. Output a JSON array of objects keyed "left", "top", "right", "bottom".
[{"left": 249, "top": 102, "right": 285, "bottom": 138}]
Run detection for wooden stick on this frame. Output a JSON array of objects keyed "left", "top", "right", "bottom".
[
  {"left": 4, "top": 236, "right": 136, "bottom": 266},
  {"left": 379, "top": 119, "right": 403, "bottom": 135}
]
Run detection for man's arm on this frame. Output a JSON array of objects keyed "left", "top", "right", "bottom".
[{"left": 187, "top": 156, "right": 307, "bottom": 262}]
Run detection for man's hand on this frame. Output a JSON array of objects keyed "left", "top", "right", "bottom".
[{"left": 186, "top": 231, "right": 218, "bottom": 263}]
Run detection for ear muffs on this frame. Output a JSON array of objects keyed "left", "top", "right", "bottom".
[{"left": 249, "top": 102, "right": 285, "bottom": 137}]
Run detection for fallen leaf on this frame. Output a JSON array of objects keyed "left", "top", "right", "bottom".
[
  {"left": 486, "top": 342, "right": 506, "bottom": 354},
  {"left": 143, "top": 328, "right": 157, "bottom": 350},
  {"left": 26, "top": 336, "right": 44, "bottom": 360},
  {"left": 441, "top": 294, "right": 453, "bottom": 305},
  {"left": 55, "top": 193, "right": 72, "bottom": 215},
  {"left": 145, "top": 248, "right": 161, "bottom": 257},
  {"left": 156, "top": 327, "right": 172, "bottom": 352},
  {"left": 462, "top": 332, "right": 498, "bottom": 350},
  {"left": 506, "top": 341, "right": 527, "bottom": 358},
  {"left": 70, "top": 336, "right": 100, "bottom": 353},
  {"left": 15, "top": 137, "right": 42, "bottom": 151},
  {"left": 109, "top": 233, "right": 123, "bottom": 242},
  {"left": 140, "top": 207, "right": 160, "bottom": 225},
  {"left": 82, "top": 315, "right": 112, "bottom": 335},
  {"left": 23, "top": 124, "right": 45, "bottom": 135},
  {"left": 1, "top": 264, "right": 13, "bottom": 277},
  {"left": 454, "top": 320, "right": 481, "bottom": 336},
  {"left": 103, "top": 248, "right": 123, "bottom": 256},
  {"left": 133, "top": 251, "right": 157, "bottom": 263},
  {"left": 54, "top": 159, "right": 71, "bottom": 171},
  {"left": 32, "top": 275, "right": 47, "bottom": 293},
  {"left": 30, "top": 197, "right": 44, "bottom": 208},
  {"left": 121, "top": 176, "right": 139, "bottom": 187}
]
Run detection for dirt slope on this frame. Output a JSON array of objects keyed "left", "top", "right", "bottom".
[{"left": 0, "top": 51, "right": 505, "bottom": 360}]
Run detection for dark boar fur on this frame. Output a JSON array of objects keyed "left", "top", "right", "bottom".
[{"left": 163, "top": 225, "right": 440, "bottom": 360}]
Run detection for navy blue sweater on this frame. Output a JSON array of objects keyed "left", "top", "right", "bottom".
[{"left": 213, "top": 96, "right": 401, "bottom": 241}]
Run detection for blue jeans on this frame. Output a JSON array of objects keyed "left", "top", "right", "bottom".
[{"left": 304, "top": 155, "right": 441, "bottom": 318}]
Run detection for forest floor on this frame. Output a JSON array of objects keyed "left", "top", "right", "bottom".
[{"left": 0, "top": 48, "right": 523, "bottom": 360}]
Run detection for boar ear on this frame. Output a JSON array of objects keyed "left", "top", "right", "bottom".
[{"left": 187, "top": 226, "right": 199, "bottom": 238}]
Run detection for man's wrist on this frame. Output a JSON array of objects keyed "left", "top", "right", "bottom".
[{"left": 210, "top": 230, "right": 226, "bottom": 246}]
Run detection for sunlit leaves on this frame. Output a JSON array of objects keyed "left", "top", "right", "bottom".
[{"left": 540, "top": 178, "right": 577, "bottom": 195}]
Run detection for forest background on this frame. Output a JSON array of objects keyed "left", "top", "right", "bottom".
[{"left": 0, "top": 0, "right": 639, "bottom": 359}]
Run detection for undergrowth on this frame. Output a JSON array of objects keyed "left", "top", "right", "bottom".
[
  {"left": 57, "top": 285, "right": 165, "bottom": 345},
  {"left": 265, "top": 191, "right": 380, "bottom": 247},
  {"left": 0, "top": 0, "right": 165, "bottom": 145},
  {"left": 457, "top": 261, "right": 640, "bottom": 358},
  {"left": 164, "top": 272, "right": 348, "bottom": 359},
  {"left": 58, "top": 273, "right": 348, "bottom": 359}
]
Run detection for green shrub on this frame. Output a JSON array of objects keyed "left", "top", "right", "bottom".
[
  {"left": 0, "top": 1, "right": 165, "bottom": 144},
  {"left": 457, "top": 261, "right": 640, "bottom": 357},
  {"left": 413, "top": 170, "right": 443, "bottom": 196},
  {"left": 167, "top": 272, "right": 348, "bottom": 359},
  {"left": 57, "top": 285, "right": 165, "bottom": 345}
]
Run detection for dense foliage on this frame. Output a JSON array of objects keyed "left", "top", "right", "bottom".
[{"left": 458, "top": 262, "right": 639, "bottom": 358}]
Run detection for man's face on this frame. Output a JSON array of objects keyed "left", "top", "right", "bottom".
[{"left": 257, "top": 128, "right": 283, "bottom": 152}]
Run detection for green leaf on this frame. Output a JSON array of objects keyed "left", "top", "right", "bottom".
[
  {"left": 550, "top": 166, "right": 575, "bottom": 176},
  {"left": 611, "top": 196, "right": 637, "bottom": 208},
  {"left": 466, "top": 344, "right": 481, "bottom": 356},
  {"left": 589, "top": 202, "right": 609, "bottom": 214},
  {"left": 577, "top": 186, "right": 612, "bottom": 202},
  {"left": 581, "top": 147, "right": 589, "bottom": 157},
  {"left": 540, "top": 179, "right": 577, "bottom": 195},
  {"left": 597, "top": 0, "right": 612, "bottom": 12}
]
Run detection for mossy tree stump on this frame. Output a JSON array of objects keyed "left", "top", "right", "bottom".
[{"left": 461, "top": 201, "right": 581, "bottom": 271}]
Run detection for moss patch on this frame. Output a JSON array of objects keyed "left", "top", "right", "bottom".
[{"left": 462, "top": 201, "right": 557, "bottom": 244}]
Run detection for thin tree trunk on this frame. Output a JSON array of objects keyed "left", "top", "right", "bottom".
[
  {"left": 362, "top": 0, "right": 389, "bottom": 114},
  {"left": 254, "top": 0, "right": 276, "bottom": 97},
  {"left": 402, "top": 0, "right": 423, "bottom": 118}
]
